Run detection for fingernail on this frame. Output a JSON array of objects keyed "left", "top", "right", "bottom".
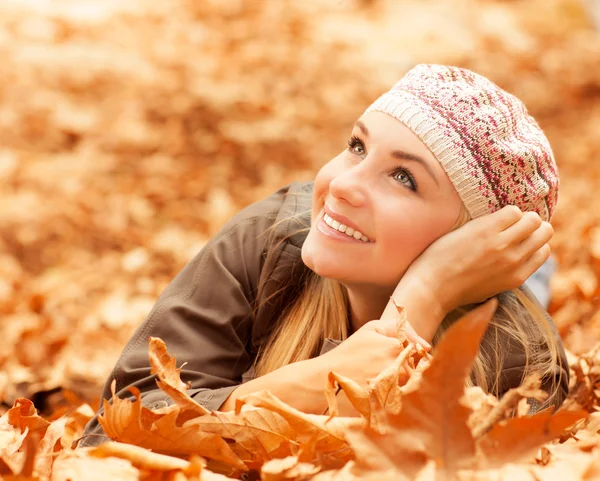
[{"left": 419, "top": 337, "right": 431, "bottom": 350}]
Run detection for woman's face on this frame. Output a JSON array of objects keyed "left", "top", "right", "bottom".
[{"left": 301, "top": 111, "right": 464, "bottom": 290}]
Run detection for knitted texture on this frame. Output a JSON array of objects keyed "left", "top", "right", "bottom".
[{"left": 364, "top": 64, "right": 559, "bottom": 221}]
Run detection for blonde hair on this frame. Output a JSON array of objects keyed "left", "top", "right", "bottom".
[{"left": 253, "top": 195, "right": 564, "bottom": 408}]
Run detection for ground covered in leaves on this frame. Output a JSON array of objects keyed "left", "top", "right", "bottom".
[{"left": 0, "top": 0, "right": 599, "bottom": 479}]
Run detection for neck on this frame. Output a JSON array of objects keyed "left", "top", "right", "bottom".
[{"left": 345, "top": 282, "right": 395, "bottom": 333}]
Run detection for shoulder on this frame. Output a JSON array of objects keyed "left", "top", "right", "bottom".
[
  {"left": 215, "top": 181, "right": 313, "bottom": 246},
  {"left": 221, "top": 181, "right": 313, "bottom": 351}
]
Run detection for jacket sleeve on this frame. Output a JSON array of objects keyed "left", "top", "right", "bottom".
[{"left": 79, "top": 187, "right": 288, "bottom": 448}]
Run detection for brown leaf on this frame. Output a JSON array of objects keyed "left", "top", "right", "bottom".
[
  {"left": 183, "top": 406, "right": 296, "bottom": 470},
  {"left": 339, "top": 299, "right": 498, "bottom": 479},
  {"left": 261, "top": 456, "right": 320, "bottom": 481},
  {"left": 7, "top": 399, "right": 50, "bottom": 438},
  {"left": 471, "top": 372, "right": 548, "bottom": 438},
  {"left": 33, "top": 416, "right": 67, "bottom": 478},
  {"left": 148, "top": 337, "right": 211, "bottom": 419},
  {"left": 61, "top": 403, "right": 95, "bottom": 449},
  {"left": 367, "top": 343, "right": 416, "bottom": 423},
  {"left": 0, "top": 411, "right": 28, "bottom": 459},
  {"left": 478, "top": 408, "right": 587, "bottom": 468},
  {"left": 51, "top": 450, "right": 139, "bottom": 481},
  {"left": 91, "top": 441, "right": 190, "bottom": 471},
  {"left": 237, "top": 390, "right": 362, "bottom": 464},
  {"left": 324, "top": 372, "right": 369, "bottom": 420},
  {"left": 98, "top": 383, "right": 246, "bottom": 472}
]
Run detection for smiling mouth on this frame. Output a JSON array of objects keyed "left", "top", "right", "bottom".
[{"left": 323, "top": 213, "right": 371, "bottom": 242}]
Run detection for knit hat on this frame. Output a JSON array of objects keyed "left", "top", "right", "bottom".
[{"left": 364, "top": 64, "right": 559, "bottom": 221}]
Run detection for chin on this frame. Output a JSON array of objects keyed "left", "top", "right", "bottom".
[{"left": 301, "top": 241, "right": 348, "bottom": 281}]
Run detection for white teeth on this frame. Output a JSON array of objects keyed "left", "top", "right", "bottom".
[{"left": 323, "top": 213, "right": 370, "bottom": 242}]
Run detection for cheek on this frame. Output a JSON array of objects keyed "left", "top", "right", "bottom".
[{"left": 378, "top": 211, "right": 451, "bottom": 264}]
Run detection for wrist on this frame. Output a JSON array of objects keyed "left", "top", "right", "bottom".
[
  {"left": 400, "top": 265, "right": 455, "bottom": 316},
  {"left": 385, "top": 275, "right": 449, "bottom": 342}
]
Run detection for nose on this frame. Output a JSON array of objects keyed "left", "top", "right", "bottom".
[{"left": 329, "top": 165, "right": 368, "bottom": 207}]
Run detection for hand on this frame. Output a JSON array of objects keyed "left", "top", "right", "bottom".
[
  {"left": 317, "top": 318, "right": 430, "bottom": 391},
  {"left": 401, "top": 205, "right": 553, "bottom": 314}
]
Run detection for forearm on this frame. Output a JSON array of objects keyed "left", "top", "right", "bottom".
[{"left": 218, "top": 356, "right": 331, "bottom": 414}]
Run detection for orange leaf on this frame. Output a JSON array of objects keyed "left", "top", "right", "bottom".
[
  {"left": 340, "top": 299, "right": 498, "bottom": 479},
  {"left": 91, "top": 441, "right": 191, "bottom": 471},
  {"left": 237, "top": 390, "right": 362, "bottom": 465},
  {"left": 148, "top": 337, "right": 210, "bottom": 418},
  {"left": 183, "top": 407, "right": 296, "bottom": 470},
  {"left": 478, "top": 408, "right": 587, "bottom": 468},
  {"left": 33, "top": 416, "right": 67, "bottom": 478},
  {"left": 98, "top": 384, "right": 246, "bottom": 472},
  {"left": 51, "top": 450, "right": 139, "bottom": 481},
  {"left": 7, "top": 400, "right": 50, "bottom": 438}
]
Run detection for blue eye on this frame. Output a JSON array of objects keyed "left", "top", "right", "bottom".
[{"left": 392, "top": 168, "right": 418, "bottom": 192}]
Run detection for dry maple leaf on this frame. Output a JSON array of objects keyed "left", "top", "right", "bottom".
[
  {"left": 0, "top": 413, "right": 28, "bottom": 475},
  {"left": 61, "top": 403, "right": 95, "bottom": 450},
  {"left": 32, "top": 416, "right": 67, "bottom": 478},
  {"left": 98, "top": 382, "right": 247, "bottom": 472},
  {"left": 237, "top": 390, "right": 362, "bottom": 466},
  {"left": 325, "top": 299, "right": 499, "bottom": 480},
  {"left": 148, "top": 336, "right": 211, "bottom": 420},
  {"left": 324, "top": 372, "right": 369, "bottom": 420},
  {"left": 6, "top": 400, "right": 50, "bottom": 438},
  {"left": 91, "top": 441, "right": 191, "bottom": 471},
  {"left": 477, "top": 408, "right": 587, "bottom": 468},
  {"left": 261, "top": 455, "right": 321, "bottom": 481},
  {"left": 51, "top": 450, "right": 139, "bottom": 481},
  {"left": 150, "top": 336, "right": 297, "bottom": 470},
  {"left": 182, "top": 407, "right": 297, "bottom": 470}
]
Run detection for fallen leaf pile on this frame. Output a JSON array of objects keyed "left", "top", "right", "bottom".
[
  {"left": 0, "top": 299, "right": 596, "bottom": 480},
  {"left": 1, "top": 0, "right": 599, "bottom": 479}
]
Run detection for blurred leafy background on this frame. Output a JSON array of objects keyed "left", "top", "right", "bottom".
[{"left": 0, "top": 0, "right": 599, "bottom": 414}]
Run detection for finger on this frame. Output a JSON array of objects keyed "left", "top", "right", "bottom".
[
  {"left": 498, "top": 211, "right": 543, "bottom": 245},
  {"left": 515, "top": 222, "right": 553, "bottom": 259},
  {"left": 372, "top": 320, "right": 398, "bottom": 338},
  {"left": 517, "top": 244, "right": 551, "bottom": 283},
  {"left": 487, "top": 205, "right": 524, "bottom": 232}
]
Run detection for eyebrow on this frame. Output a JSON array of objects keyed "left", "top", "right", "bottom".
[{"left": 355, "top": 120, "right": 440, "bottom": 187}]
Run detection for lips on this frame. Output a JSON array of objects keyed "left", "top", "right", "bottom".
[
  {"left": 323, "top": 205, "right": 373, "bottom": 242},
  {"left": 323, "top": 213, "right": 371, "bottom": 242}
]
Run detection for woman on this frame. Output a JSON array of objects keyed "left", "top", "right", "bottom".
[{"left": 82, "top": 64, "right": 568, "bottom": 446}]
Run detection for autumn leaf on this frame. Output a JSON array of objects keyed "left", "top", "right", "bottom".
[
  {"left": 90, "top": 441, "right": 191, "bottom": 471},
  {"left": 237, "top": 390, "right": 362, "bottom": 465},
  {"left": 7, "top": 400, "right": 50, "bottom": 438},
  {"left": 151, "top": 336, "right": 298, "bottom": 469},
  {"left": 478, "top": 408, "right": 587, "bottom": 468},
  {"left": 324, "top": 372, "right": 369, "bottom": 420},
  {"left": 51, "top": 450, "right": 139, "bottom": 481},
  {"left": 337, "top": 299, "right": 499, "bottom": 480},
  {"left": 261, "top": 455, "right": 320, "bottom": 481},
  {"left": 33, "top": 416, "right": 67, "bottom": 478},
  {"left": 183, "top": 406, "right": 297, "bottom": 470},
  {"left": 98, "top": 382, "right": 247, "bottom": 472},
  {"left": 148, "top": 336, "right": 211, "bottom": 420}
]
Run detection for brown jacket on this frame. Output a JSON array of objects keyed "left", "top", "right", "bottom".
[{"left": 81, "top": 181, "right": 569, "bottom": 447}]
